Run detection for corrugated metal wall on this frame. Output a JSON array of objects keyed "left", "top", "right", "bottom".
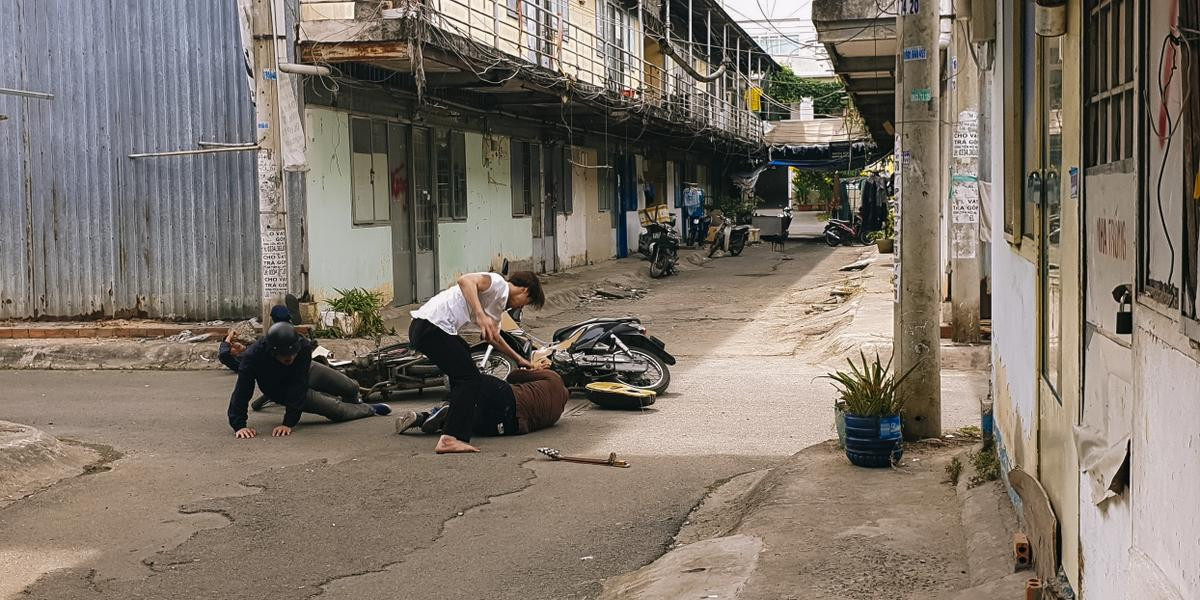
[{"left": 0, "top": 0, "right": 260, "bottom": 319}]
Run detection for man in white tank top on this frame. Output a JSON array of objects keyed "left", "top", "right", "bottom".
[{"left": 408, "top": 271, "right": 545, "bottom": 453}]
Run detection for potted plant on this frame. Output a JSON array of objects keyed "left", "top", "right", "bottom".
[
  {"left": 875, "top": 206, "right": 896, "bottom": 254},
  {"left": 822, "top": 352, "right": 917, "bottom": 467}
]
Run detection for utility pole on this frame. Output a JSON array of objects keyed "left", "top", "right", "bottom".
[
  {"left": 949, "top": 10, "right": 981, "bottom": 342},
  {"left": 250, "top": 0, "right": 289, "bottom": 324},
  {"left": 895, "top": 0, "right": 942, "bottom": 440}
]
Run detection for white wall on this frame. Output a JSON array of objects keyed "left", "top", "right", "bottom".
[
  {"left": 1130, "top": 309, "right": 1200, "bottom": 599},
  {"left": 436, "top": 132, "right": 533, "bottom": 288},
  {"left": 556, "top": 146, "right": 592, "bottom": 269},
  {"left": 305, "top": 107, "right": 394, "bottom": 304},
  {"left": 626, "top": 154, "right": 647, "bottom": 255},
  {"left": 987, "top": 20, "right": 1038, "bottom": 476}
]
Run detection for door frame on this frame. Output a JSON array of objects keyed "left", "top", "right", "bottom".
[
  {"left": 410, "top": 125, "right": 440, "bottom": 301},
  {"left": 1015, "top": 0, "right": 1084, "bottom": 587}
]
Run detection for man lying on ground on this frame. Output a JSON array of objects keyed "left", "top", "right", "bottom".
[
  {"left": 227, "top": 322, "right": 391, "bottom": 438},
  {"left": 395, "top": 369, "right": 569, "bottom": 439}
]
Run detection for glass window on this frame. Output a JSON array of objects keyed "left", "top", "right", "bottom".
[
  {"left": 509, "top": 140, "right": 539, "bottom": 217},
  {"left": 451, "top": 131, "right": 468, "bottom": 220},
  {"left": 350, "top": 117, "right": 391, "bottom": 226},
  {"left": 1021, "top": 1, "right": 1038, "bottom": 241},
  {"left": 1042, "top": 36, "right": 1064, "bottom": 395},
  {"left": 435, "top": 129, "right": 452, "bottom": 220}
]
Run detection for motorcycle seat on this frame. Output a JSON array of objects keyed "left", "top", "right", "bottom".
[{"left": 552, "top": 317, "right": 640, "bottom": 341}]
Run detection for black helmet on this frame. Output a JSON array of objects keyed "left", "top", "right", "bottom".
[{"left": 265, "top": 322, "right": 302, "bottom": 356}]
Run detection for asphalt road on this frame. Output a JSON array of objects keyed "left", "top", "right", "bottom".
[{"left": 2, "top": 238, "right": 906, "bottom": 600}]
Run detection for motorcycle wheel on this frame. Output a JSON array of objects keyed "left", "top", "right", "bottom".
[
  {"left": 470, "top": 350, "right": 517, "bottom": 380},
  {"left": 649, "top": 248, "right": 668, "bottom": 278},
  {"left": 729, "top": 237, "right": 746, "bottom": 256},
  {"left": 858, "top": 229, "right": 880, "bottom": 246},
  {"left": 824, "top": 231, "right": 841, "bottom": 247},
  {"left": 612, "top": 347, "right": 671, "bottom": 395},
  {"left": 708, "top": 235, "right": 723, "bottom": 258}
]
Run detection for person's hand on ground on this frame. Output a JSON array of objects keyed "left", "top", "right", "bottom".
[
  {"left": 225, "top": 328, "right": 236, "bottom": 343},
  {"left": 235, "top": 428, "right": 257, "bottom": 439},
  {"left": 272, "top": 425, "right": 292, "bottom": 437}
]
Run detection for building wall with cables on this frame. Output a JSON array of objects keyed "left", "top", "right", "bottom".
[
  {"left": 304, "top": 107, "right": 396, "bottom": 305},
  {"left": 437, "top": 132, "right": 538, "bottom": 288}
]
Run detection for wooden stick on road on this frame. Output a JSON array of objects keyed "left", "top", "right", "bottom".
[{"left": 537, "top": 447, "right": 631, "bottom": 468}]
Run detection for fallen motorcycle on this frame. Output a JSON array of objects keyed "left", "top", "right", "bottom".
[
  {"left": 321, "top": 340, "right": 512, "bottom": 400},
  {"left": 323, "top": 310, "right": 675, "bottom": 398}
]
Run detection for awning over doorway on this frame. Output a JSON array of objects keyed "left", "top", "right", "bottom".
[{"left": 763, "top": 118, "right": 888, "bottom": 170}]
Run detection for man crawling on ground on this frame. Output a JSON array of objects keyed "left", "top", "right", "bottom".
[{"left": 395, "top": 369, "right": 569, "bottom": 439}]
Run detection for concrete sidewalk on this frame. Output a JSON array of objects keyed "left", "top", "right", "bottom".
[
  {"left": 593, "top": 251, "right": 1017, "bottom": 599},
  {"left": 600, "top": 441, "right": 1025, "bottom": 600}
]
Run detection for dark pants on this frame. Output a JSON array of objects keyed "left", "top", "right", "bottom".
[
  {"left": 309, "top": 362, "right": 360, "bottom": 403},
  {"left": 409, "top": 318, "right": 481, "bottom": 442},
  {"left": 299, "top": 361, "right": 373, "bottom": 422},
  {"left": 471, "top": 375, "right": 520, "bottom": 437},
  {"left": 300, "top": 388, "right": 375, "bottom": 422}
]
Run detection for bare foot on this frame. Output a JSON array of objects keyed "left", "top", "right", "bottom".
[{"left": 435, "top": 435, "right": 480, "bottom": 454}]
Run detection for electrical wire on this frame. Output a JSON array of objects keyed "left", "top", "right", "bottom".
[{"left": 1146, "top": 31, "right": 1194, "bottom": 292}]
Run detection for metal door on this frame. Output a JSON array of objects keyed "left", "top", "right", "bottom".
[
  {"left": 529, "top": 145, "right": 555, "bottom": 273},
  {"left": 388, "top": 124, "right": 415, "bottom": 306},
  {"left": 411, "top": 127, "right": 438, "bottom": 300}
]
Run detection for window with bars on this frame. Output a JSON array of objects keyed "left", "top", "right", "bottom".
[
  {"left": 598, "top": 153, "right": 615, "bottom": 213},
  {"left": 435, "top": 129, "right": 468, "bottom": 221},
  {"left": 1084, "top": 0, "right": 1136, "bottom": 170},
  {"left": 510, "top": 139, "right": 540, "bottom": 217},
  {"left": 350, "top": 117, "right": 391, "bottom": 226}
]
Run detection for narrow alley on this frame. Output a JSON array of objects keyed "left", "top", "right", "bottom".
[{"left": 1, "top": 241, "right": 989, "bottom": 600}]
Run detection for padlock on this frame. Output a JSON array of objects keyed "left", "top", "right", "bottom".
[{"left": 1115, "top": 290, "right": 1133, "bottom": 335}]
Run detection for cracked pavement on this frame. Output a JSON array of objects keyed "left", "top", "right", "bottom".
[{"left": 2, "top": 239, "right": 888, "bottom": 600}]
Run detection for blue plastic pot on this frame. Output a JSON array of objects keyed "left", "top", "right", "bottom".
[{"left": 843, "top": 413, "right": 903, "bottom": 468}]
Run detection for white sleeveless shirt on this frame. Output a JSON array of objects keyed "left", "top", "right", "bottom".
[{"left": 411, "top": 272, "right": 509, "bottom": 335}]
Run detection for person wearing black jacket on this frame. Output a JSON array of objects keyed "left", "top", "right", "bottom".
[
  {"left": 227, "top": 322, "right": 390, "bottom": 438},
  {"left": 217, "top": 305, "right": 294, "bottom": 373}
]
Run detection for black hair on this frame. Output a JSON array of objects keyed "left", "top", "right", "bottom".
[{"left": 508, "top": 271, "right": 545, "bottom": 309}]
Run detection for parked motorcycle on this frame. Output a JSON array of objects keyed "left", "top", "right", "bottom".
[
  {"left": 823, "top": 215, "right": 877, "bottom": 247},
  {"left": 687, "top": 215, "right": 710, "bottom": 247},
  {"left": 638, "top": 215, "right": 680, "bottom": 278},
  {"left": 707, "top": 214, "right": 751, "bottom": 258}
]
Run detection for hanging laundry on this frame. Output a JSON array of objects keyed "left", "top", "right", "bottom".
[{"left": 745, "top": 87, "right": 763, "bottom": 112}]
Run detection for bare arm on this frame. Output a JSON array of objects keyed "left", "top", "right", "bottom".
[
  {"left": 457, "top": 274, "right": 492, "bottom": 328},
  {"left": 457, "top": 274, "right": 532, "bottom": 368}
]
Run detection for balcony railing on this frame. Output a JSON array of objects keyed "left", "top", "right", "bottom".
[{"left": 301, "top": 0, "right": 763, "bottom": 144}]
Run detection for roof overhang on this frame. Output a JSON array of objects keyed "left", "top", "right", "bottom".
[{"left": 812, "top": 0, "right": 897, "bottom": 147}]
